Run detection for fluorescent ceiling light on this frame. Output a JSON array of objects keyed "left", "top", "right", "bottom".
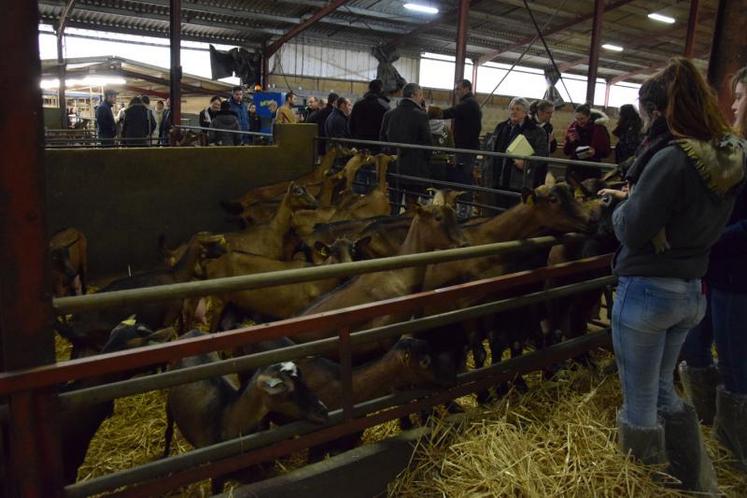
[
  {"left": 602, "top": 44, "right": 624, "bottom": 52},
  {"left": 648, "top": 13, "right": 676, "bottom": 24},
  {"left": 404, "top": 3, "right": 439, "bottom": 15},
  {"left": 40, "top": 76, "right": 127, "bottom": 89}
]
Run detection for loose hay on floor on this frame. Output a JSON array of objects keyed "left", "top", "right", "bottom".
[{"left": 388, "top": 357, "right": 747, "bottom": 498}]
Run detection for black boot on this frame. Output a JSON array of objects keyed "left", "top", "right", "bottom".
[
  {"left": 661, "top": 403, "right": 720, "bottom": 495},
  {"left": 678, "top": 361, "right": 720, "bottom": 425},
  {"left": 616, "top": 411, "right": 667, "bottom": 465},
  {"left": 714, "top": 385, "right": 747, "bottom": 473}
]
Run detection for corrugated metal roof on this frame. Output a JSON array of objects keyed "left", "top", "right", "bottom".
[{"left": 38, "top": 0, "right": 718, "bottom": 83}]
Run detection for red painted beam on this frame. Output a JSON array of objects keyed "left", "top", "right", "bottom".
[
  {"left": 169, "top": 0, "right": 182, "bottom": 132},
  {"left": 684, "top": 0, "right": 700, "bottom": 57},
  {"left": 265, "top": 0, "right": 354, "bottom": 57},
  {"left": 0, "top": 2, "right": 64, "bottom": 496},
  {"left": 481, "top": 0, "right": 634, "bottom": 65},
  {"left": 586, "top": 0, "right": 605, "bottom": 104}
]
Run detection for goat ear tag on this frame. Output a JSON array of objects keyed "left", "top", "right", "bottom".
[{"left": 121, "top": 316, "right": 137, "bottom": 326}]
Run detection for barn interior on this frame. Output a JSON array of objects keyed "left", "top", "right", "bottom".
[{"left": 1, "top": 1, "right": 746, "bottom": 498}]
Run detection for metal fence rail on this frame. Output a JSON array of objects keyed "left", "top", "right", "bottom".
[{"left": 175, "top": 124, "right": 273, "bottom": 138}]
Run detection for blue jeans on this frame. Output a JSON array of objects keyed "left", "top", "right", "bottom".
[
  {"left": 612, "top": 276, "right": 707, "bottom": 426},
  {"left": 680, "top": 292, "right": 715, "bottom": 368},
  {"left": 711, "top": 289, "right": 747, "bottom": 394}
]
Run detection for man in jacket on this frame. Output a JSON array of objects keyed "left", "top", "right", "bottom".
[
  {"left": 96, "top": 89, "right": 117, "bottom": 147},
  {"left": 228, "top": 86, "right": 251, "bottom": 144},
  {"left": 350, "top": 79, "right": 390, "bottom": 148},
  {"left": 442, "top": 79, "right": 482, "bottom": 217},
  {"left": 209, "top": 100, "right": 242, "bottom": 146},
  {"left": 276, "top": 92, "right": 299, "bottom": 124},
  {"left": 324, "top": 97, "right": 351, "bottom": 139},
  {"left": 309, "top": 92, "right": 338, "bottom": 155},
  {"left": 121, "top": 96, "right": 157, "bottom": 147},
  {"left": 380, "top": 83, "right": 433, "bottom": 211}
]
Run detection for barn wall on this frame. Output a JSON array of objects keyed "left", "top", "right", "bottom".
[{"left": 44, "top": 124, "right": 317, "bottom": 278}]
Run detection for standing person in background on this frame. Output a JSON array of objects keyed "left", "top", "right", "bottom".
[
  {"left": 530, "top": 99, "right": 557, "bottom": 154},
  {"left": 350, "top": 79, "right": 390, "bottom": 149},
  {"left": 609, "top": 58, "right": 743, "bottom": 495},
  {"left": 122, "top": 96, "right": 156, "bottom": 147},
  {"left": 276, "top": 92, "right": 298, "bottom": 124},
  {"left": 563, "top": 103, "right": 611, "bottom": 179},
  {"left": 440, "top": 79, "right": 481, "bottom": 218},
  {"left": 96, "top": 89, "right": 117, "bottom": 147},
  {"left": 303, "top": 96, "right": 320, "bottom": 122},
  {"left": 153, "top": 100, "right": 165, "bottom": 143},
  {"left": 248, "top": 102, "right": 262, "bottom": 143},
  {"left": 159, "top": 98, "right": 171, "bottom": 145},
  {"left": 312, "top": 92, "right": 339, "bottom": 155},
  {"left": 380, "top": 83, "right": 433, "bottom": 211},
  {"left": 488, "top": 97, "right": 548, "bottom": 201},
  {"left": 140, "top": 95, "right": 156, "bottom": 145},
  {"left": 612, "top": 104, "right": 644, "bottom": 164},
  {"left": 210, "top": 100, "right": 242, "bottom": 146},
  {"left": 679, "top": 65, "right": 747, "bottom": 475},
  {"left": 324, "top": 97, "right": 351, "bottom": 139},
  {"left": 228, "top": 86, "right": 250, "bottom": 144},
  {"left": 200, "top": 96, "right": 221, "bottom": 130}
]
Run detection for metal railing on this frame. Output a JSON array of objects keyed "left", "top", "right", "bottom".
[{"left": 174, "top": 124, "right": 273, "bottom": 138}]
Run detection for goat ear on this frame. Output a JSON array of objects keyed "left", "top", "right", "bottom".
[
  {"left": 259, "top": 375, "right": 288, "bottom": 395},
  {"left": 521, "top": 188, "right": 535, "bottom": 206},
  {"left": 314, "top": 241, "right": 329, "bottom": 257},
  {"left": 355, "top": 235, "right": 372, "bottom": 249},
  {"left": 544, "top": 172, "right": 556, "bottom": 187}
]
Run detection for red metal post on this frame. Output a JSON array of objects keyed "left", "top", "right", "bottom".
[
  {"left": 453, "top": 0, "right": 470, "bottom": 104},
  {"left": 169, "top": 0, "right": 182, "bottom": 132},
  {"left": 0, "top": 2, "right": 64, "bottom": 496},
  {"left": 266, "top": 0, "right": 354, "bottom": 57},
  {"left": 707, "top": 0, "right": 746, "bottom": 120},
  {"left": 684, "top": 0, "right": 700, "bottom": 57},
  {"left": 586, "top": 0, "right": 605, "bottom": 105}
]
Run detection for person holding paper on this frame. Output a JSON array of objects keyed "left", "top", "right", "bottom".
[
  {"left": 563, "top": 103, "right": 611, "bottom": 179},
  {"left": 487, "top": 97, "right": 549, "bottom": 203}
]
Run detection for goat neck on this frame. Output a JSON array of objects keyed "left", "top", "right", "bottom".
[
  {"left": 172, "top": 239, "right": 203, "bottom": 282},
  {"left": 219, "top": 372, "right": 270, "bottom": 440},
  {"left": 472, "top": 203, "right": 546, "bottom": 243}
]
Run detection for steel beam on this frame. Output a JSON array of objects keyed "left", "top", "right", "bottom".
[
  {"left": 707, "top": 0, "right": 746, "bottom": 120},
  {"left": 169, "top": 0, "right": 181, "bottom": 133},
  {"left": 55, "top": 0, "right": 78, "bottom": 129},
  {"left": 265, "top": 0, "right": 354, "bottom": 57},
  {"left": 454, "top": 0, "right": 470, "bottom": 104},
  {"left": 481, "top": 0, "right": 634, "bottom": 65},
  {"left": 586, "top": 0, "right": 605, "bottom": 104},
  {"left": 0, "top": 2, "right": 64, "bottom": 497},
  {"left": 684, "top": 0, "right": 700, "bottom": 57}
]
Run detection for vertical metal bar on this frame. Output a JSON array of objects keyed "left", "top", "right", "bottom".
[
  {"left": 603, "top": 82, "right": 611, "bottom": 109},
  {"left": 339, "top": 327, "right": 354, "bottom": 420},
  {"left": 0, "top": 2, "right": 64, "bottom": 496},
  {"left": 684, "top": 0, "right": 700, "bottom": 57},
  {"left": 169, "top": 0, "right": 182, "bottom": 131},
  {"left": 586, "top": 0, "right": 605, "bottom": 104},
  {"left": 471, "top": 60, "right": 479, "bottom": 91},
  {"left": 707, "top": 0, "right": 745, "bottom": 120},
  {"left": 57, "top": 33, "right": 66, "bottom": 129},
  {"left": 453, "top": 0, "right": 470, "bottom": 104}
]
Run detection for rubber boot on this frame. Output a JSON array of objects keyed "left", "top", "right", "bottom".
[
  {"left": 714, "top": 385, "right": 747, "bottom": 473},
  {"left": 678, "top": 361, "right": 720, "bottom": 425},
  {"left": 661, "top": 403, "right": 720, "bottom": 495},
  {"left": 617, "top": 411, "right": 667, "bottom": 465}
]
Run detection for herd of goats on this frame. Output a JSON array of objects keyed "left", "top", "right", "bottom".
[{"left": 47, "top": 148, "right": 623, "bottom": 491}]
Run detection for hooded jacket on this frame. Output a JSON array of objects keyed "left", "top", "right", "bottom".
[
  {"left": 209, "top": 110, "right": 242, "bottom": 146},
  {"left": 612, "top": 136, "right": 746, "bottom": 279},
  {"left": 122, "top": 104, "right": 157, "bottom": 146},
  {"left": 349, "top": 92, "right": 390, "bottom": 142}
]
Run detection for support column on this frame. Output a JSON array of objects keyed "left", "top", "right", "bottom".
[
  {"left": 471, "top": 60, "right": 479, "bottom": 91},
  {"left": 1, "top": 2, "right": 64, "bottom": 497},
  {"left": 586, "top": 0, "right": 605, "bottom": 104},
  {"left": 684, "top": 0, "right": 700, "bottom": 57},
  {"left": 453, "top": 0, "right": 470, "bottom": 104},
  {"left": 56, "top": 32, "right": 66, "bottom": 128},
  {"left": 707, "top": 0, "right": 746, "bottom": 119},
  {"left": 169, "top": 0, "right": 182, "bottom": 133},
  {"left": 603, "top": 83, "right": 611, "bottom": 109}
]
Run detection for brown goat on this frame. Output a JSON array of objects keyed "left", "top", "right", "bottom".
[{"left": 49, "top": 227, "right": 88, "bottom": 297}]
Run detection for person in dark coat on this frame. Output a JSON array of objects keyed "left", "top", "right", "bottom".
[
  {"left": 228, "top": 86, "right": 251, "bottom": 144},
  {"left": 199, "top": 96, "right": 221, "bottom": 130},
  {"left": 159, "top": 98, "right": 171, "bottom": 145},
  {"left": 209, "top": 101, "right": 242, "bottom": 146},
  {"left": 121, "top": 96, "right": 157, "bottom": 147},
  {"left": 349, "top": 79, "right": 390, "bottom": 147},
  {"left": 380, "top": 83, "right": 433, "bottom": 210},
  {"left": 485, "top": 97, "right": 548, "bottom": 206},
  {"left": 612, "top": 104, "right": 644, "bottom": 164},
  {"left": 310, "top": 92, "right": 338, "bottom": 155},
  {"left": 442, "top": 79, "right": 482, "bottom": 181},
  {"left": 530, "top": 99, "right": 558, "bottom": 154},
  {"left": 563, "top": 103, "right": 611, "bottom": 180},
  {"left": 96, "top": 89, "right": 117, "bottom": 147},
  {"left": 324, "top": 97, "right": 351, "bottom": 139}
]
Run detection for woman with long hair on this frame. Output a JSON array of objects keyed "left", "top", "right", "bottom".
[
  {"left": 610, "top": 58, "right": 744, "bottom": 494},
  {"left": 612, "top": 103, "right": 643, "bottom": 163},
  {"left": 679, "top": 65, "right": 747, "bottom": 475}
]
